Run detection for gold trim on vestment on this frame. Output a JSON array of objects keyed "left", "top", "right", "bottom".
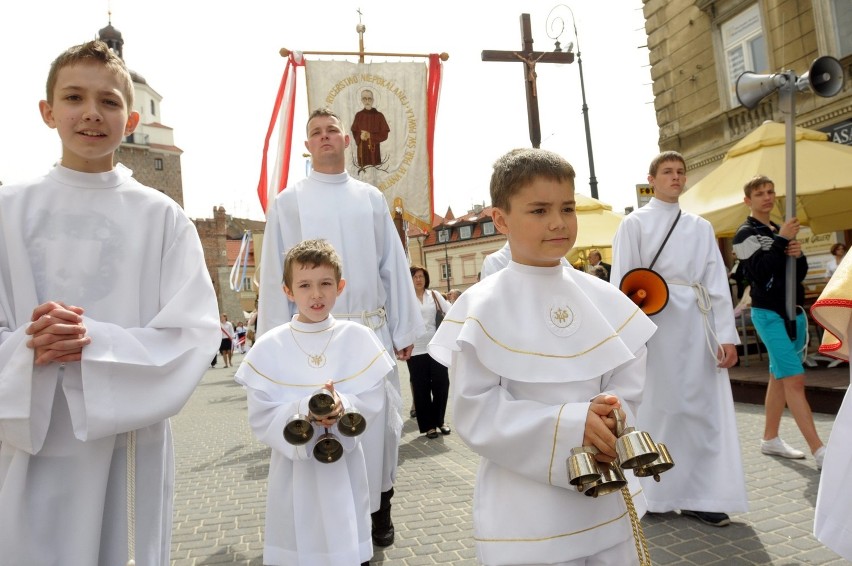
[
  {"left": 244, "top": 351, "right": 387, "bottom": 388},
  {"left": 474, "top": 488, "right": 644, "bottom": 543},
  {"left": 443, "top": 308, "right": 642, "bottom": 359},
  {"left": 548, "top": 404, "right": 567, "bottom": 485}
]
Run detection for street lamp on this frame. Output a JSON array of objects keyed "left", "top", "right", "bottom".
[{"left": 547, "top": 5, "right": 599, "bottom": 200}]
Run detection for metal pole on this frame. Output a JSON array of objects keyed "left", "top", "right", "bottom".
[
  {"left": 575, "top": 42, "right": 599, "bottom": 200},
  {"left": 546, "top": 5, "right": 599, "bottom": 200},
  {"left": 779, "top": 74, "right": 798, "bottom": 340}
]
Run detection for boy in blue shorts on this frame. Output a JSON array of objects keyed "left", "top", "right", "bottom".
[{"left": 733, "top": 175, "right": 826, "bottom": 469}]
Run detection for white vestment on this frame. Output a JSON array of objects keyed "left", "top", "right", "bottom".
[
  {"left": 480, "top": 241, "right": 569, "bottom": 279},
  {"left": 257, "top": 170, "right": 424, "bottom": 502},
  {"left": 812, "top": 253, "right": 852, "bottom": 560},
  {"left": 429, "top": 262, "right": 657, "bottom": 565},
  {"left": 611, "top": 197, "right": 748, "bottom": 513},
  {"left": 235, "top": 316, "right": 394, "bottom": 565},
  {"left": 0, "top": 165, "right": 220, "bottom": 565}
]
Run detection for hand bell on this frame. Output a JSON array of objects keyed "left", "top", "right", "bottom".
[
  {"left": 616, "top": 426, "right": 659, "bottom": 469},
  {"left": 337, "top": 408, "right": 367, "bottom": 437},
  {"left": 313, "top": 429, "right": 344, "bottom": 463},
  {"left": 308, "top": 388, "right": 336, "bottom": 418},
  {"left": 581, "top": 461, "right": 627, "bottom": 498},
  {"left": 567, "top": 446, "right": 602, "bottom": 488},
  {"left": 283, "top": 414, "right": 314, "bottom": 445},
  {"left": 633, "top": 442, "right": 674, "bottom": 482}
]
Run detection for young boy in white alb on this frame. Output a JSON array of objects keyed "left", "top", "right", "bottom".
[
  {"left": 236, "top": 239, "right": 393, "bottom": 566},
  {"left": 0, "top": 40, "right": 219, "bottom": 565},
  {"left": 429, "top": 148, "right": 657, "bottom": 565}
]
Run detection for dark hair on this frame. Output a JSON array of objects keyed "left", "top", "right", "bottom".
[
  {"left": 283, "top": 239, "right": 343, "bottom": 289},
  {"left": 743, "top": 175, "right": 774, "bottom": 198},
  {"left": 490, "top": 148, "right": 576, "bottom": 211},
  {"left": 830, "top": 243, "right": 846, "bottom": 256},
  {"left": 409, "top": 265, "right": 430, "bottom": 288},
  {"left": 648, "top": 151, "right": 686, "bottom": 177},
  {"left": 46, "top": 40, "right": 134, "bottom": 107}
]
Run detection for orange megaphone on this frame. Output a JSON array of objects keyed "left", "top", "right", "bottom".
[{"left": 619, "top": 268, "right": 669, "bottom": 316}]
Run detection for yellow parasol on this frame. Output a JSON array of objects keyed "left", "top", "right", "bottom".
[{"left": 680, "top": 122, "right": 852, "bottom": 237}]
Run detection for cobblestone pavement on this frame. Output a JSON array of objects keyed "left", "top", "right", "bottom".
[{"left": 170, "top": 356, "right": 850, "bottom": 565}]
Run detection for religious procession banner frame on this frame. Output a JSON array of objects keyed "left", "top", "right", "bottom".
[{"left": 306, "top": 60, "right": 433, "bottom": 231}]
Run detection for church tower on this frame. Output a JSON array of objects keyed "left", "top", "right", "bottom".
[{"left": 98, "top": 19, "right": 186, "bottom": 208}]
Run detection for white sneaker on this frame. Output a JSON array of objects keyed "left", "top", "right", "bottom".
[
  {"left": 814, "top": 446, "right": 826, "bottom": 471},
  {"left": 761, "top": 437, "right": 806, "bottom": 459}
]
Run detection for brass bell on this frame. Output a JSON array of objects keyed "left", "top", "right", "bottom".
[
  {"left": 308, "top": 389, "right": 336, "bottom": 418},
  {"left": 283, "top": 414, "right": 314, "bottom": 445},
  {"left": 337, "top": 409, "right": 367, "bottom": 437},
  {"left": 567, "top": 447, "right": 601, "bottom": 488},
  {"left": 616, "top": 427, "right": 659, "bottom": 469},
  {"left": 313, "top": 429, "right": 344, "bottom": 463},
  {"left": 581, "top": 461, "right": 627, "bottom": 498},
  {"left": 633, "top": 442, "right": 674, "bottom": 482}
]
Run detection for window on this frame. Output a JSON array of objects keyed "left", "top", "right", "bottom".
[
  {"left": 459, "top": 225, "right": 472, "bottom": 240},
  {"left": 150, "top": 100, "right": 157, "bottom": 116},
  {"left": 831, "top": 0, "right": 852, "bottom": 57},
  {"left": 154, "top": 158, "right": 164, "bottom": 171},
  {"left": 815, "top": 0, "right": 852, "bottom": 58},
  {"left": 482, "top": 221, "right": 496, "bottom": 236},
  {"left": 722, "top": 4, "right": 768, "bottom": 107},
  {"left": 441, "top": 262, "right": 452, "bottom": 280},
  {"left": 437, "top": 229, "right": 450, "bottom": 243},
  {"left": 241, "top": 275, "right": 253, "bottom": 291}
]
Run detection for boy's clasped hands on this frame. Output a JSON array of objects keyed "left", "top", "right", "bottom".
[
  {"left": 25, "top": 301, "right": 90, "bottom": 365},
  {"left": 584, "top": 394, "right": 625, "bottom": 463}
]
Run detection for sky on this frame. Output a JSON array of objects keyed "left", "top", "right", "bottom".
[{"left": 0, "top": 0, "right": 658, "bottom": 222}]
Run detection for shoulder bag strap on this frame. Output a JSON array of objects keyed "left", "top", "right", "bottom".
[
  {"left": 431, "top": 290, "right": 443, "bottom": 314},
  {"left": 649, "top": 210, "right": 682, "bottom": 271}
]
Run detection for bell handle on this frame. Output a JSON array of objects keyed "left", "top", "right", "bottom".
[{"left": 611, "top": 408, "right": 626, "bottom": 437}]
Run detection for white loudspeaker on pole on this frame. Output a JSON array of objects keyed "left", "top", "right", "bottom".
[{"left": 734, "top": 55, "right": 845, "bottom": 340}]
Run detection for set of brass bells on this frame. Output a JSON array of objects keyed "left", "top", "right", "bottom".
[
  {"left": 283, "top": 388, "right": 367, "bottom": 464},
  {"left": 567, "top": 410, "right": 674, "bottom": 497}
]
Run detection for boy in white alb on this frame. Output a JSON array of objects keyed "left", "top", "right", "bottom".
[
  {"left": 0, "top": 41, "right": 220, "bottom": 565},
  {"left": 429, "top": 149, "right": 657, "bottom": 565},
  {"left": 236, "top": 240, "right": 393, "bottom": 566}
]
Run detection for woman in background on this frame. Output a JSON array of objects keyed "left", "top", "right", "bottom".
[{"left": 407, "top": 266, "right": 452, "bottom": 439}]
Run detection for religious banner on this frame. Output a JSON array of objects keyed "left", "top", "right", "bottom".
[{"left": 305, "top": 60, "right": 433, "bottom": 231}]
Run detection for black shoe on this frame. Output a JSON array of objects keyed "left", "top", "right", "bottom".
[
  {"left": 681, "top": 510, "right": 730, "bottom": 527},
  {"left": 426, "top": 429, "right": 439, "bottom": 439},
  {"left": 439, "top": 424, "right": 451, "bottom": 435},
  {"left": 410, "top": 408, "right": 416, "bottom": 419},
  {"left": 371, "top": 489, "right": 395, "bottom": 546}
]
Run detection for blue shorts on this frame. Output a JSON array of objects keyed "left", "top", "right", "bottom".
[{"left": 751, "top": 308, "right": 807, "bottom": 379}]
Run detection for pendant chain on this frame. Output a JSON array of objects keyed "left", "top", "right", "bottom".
[{"left": 290, "top": 325, "right": 335, "bottom": 368}]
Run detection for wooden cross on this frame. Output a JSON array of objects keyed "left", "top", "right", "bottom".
[{"left": 482, "top": 14, "right": 574, "bottom": 148}]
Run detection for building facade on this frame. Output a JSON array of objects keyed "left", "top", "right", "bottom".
[
  {"left": 643, "top": 0, "right": 851, "bottom": 178},
  {"left": 408, "top": 204, "right": 507, "bottom": 294},
  {"left": 194, "top": 207, "right": 264, "bottom": 324}
]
